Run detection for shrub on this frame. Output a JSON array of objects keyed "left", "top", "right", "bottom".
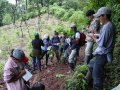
[
  {"left": 2, "top": 14, "right": 12, "bottom": 25},
  {"left": 69, "top": 11, "right": 87, "bottom": 30},
  {"left": 41, "top": 7, "right": 48, "bottom": 14},
  {"left": 62, "top": 9, "right": 74, "bottom": 21},
  {"left": 54, "top": 8, "right": 66, "bottom": 18},
  {"left": 65, "top": 65, "right": 88, "bottom": 90}
]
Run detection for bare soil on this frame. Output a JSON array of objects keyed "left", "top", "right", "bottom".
[{"left": 0, "top": 46, "right": 85, "bottom": 90}]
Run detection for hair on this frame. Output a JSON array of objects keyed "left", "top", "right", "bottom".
[
  {"left": 10, "top": 49, "right": 14, "bottom": 57},
  {"left": 86, "top": 10, "right": 95, "bottom": 16},
  {"left": 71, "top": 26, "right": 77, "bottom": 31},
  {"left": 54, "top": 31, "right": 59, "bottom": 35},
  {"left": 35, "top": 33, "right": 39, "bottom": 39},
  {"left": 106, "top": 14, "right": 111, "bottom": 20}
]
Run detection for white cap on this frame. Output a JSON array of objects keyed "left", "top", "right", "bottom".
[
  {"left": 44, "top": 34, "right": 49, "bottom": 39},
  {"left": 94, "top": 7, "right": 111, "bottom": 17}
]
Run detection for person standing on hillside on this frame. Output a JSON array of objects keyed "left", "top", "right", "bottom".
[
  {"left": 3, "top": 49, "right": 28, "bottom": 90},
  {"left": 85, "top": 7, "right": 116, "bottom": 90},
  {"left": 51, "top": 31, "right": 60, "bottom": 63},
  {"left": 41, "top": 34, "right": 51, "bottom": 67},
  {"left": 31, "top": 33, "right": 44, "bottom": 71},
  {"left": 84, "top": 10, "right": 100, "bottom": 64},
  {"left": 68, "top": 24, "right": 81, "bottom": 71}
]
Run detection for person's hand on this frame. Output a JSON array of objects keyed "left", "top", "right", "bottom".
[
  {"left": 57, "top": 43, "right": 60, "bottom": 45},
  {"left": 20, "top": 69, "right": 26, "bottom": 77},
  {"left": 89, "top": 33, "right": 94, "bottom": 40}
]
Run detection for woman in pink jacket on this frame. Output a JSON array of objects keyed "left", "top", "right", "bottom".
[{"left": 3, "top": 49, "right": 27, "bottom": 90}]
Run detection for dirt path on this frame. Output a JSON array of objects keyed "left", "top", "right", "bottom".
[{"left": 29, "top": 47, "right": 85, "bottom": 90}]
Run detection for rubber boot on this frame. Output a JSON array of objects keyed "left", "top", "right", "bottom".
[
  {"left": 69, "top": 63, "right": 75, "bottom": 71},
  {"left": 84, "top": 55, "right": 92, "bottom": 64},
  {"left": 85, "top": 70, "right": 92, "bottom": 83}
]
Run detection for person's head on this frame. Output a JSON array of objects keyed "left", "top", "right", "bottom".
[
  {"left": 86, "top": 10, "right": 95, "bottom": 21},
  {"left": 34, "top": 33, "right": 39, "bottom": 39},
  {"left": 70, "top": 24, "right": 77, "bottom": 32},
  {"left": 44, "top": 34, "right": 49, "bottom": 40},
  {"left": 44, "top": 34, "right": 49, "bottom": 39},
  {"left": 54, "top": 31, "right": 59, "bottom": 37},
  {"left": 63, "top": 32, "right": 67, "bottom": 37},
  {"left": 94, "top": 7, "right": 111, "bottom": 25},
  {"left": 11, "top": 49, "right": 25, "bottom": 63}
]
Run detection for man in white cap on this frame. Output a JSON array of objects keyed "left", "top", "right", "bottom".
[{"left": 85, "top": 7, "right": 116, "bottom": 90}]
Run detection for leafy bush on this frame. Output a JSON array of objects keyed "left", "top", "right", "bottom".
[
  {"left": 69, "top": 11, "right": 87, "bottom": 30},
  {"left": 40, "top": 7, "right": 48, "bottom": 14},
  {"left": 62, "top": 0, "right": 80, "bottom": 10},
  {"left": 55, "top": 25, "right": 74, "bottom": 37},
  {"left": 62, "top": 9, "right": 74, "bottom": 20},
  {"left": 49, "top": 4, "right": 60, "bottom": 14},
  {"left": 54, "top": 8, "right": 66, "bottom": 18},
  {"left": 2, "top": 14, "right": 12, "bottom": 25},
  {"left": 65, "top": 65, "right": 88, "bottom": 90}
]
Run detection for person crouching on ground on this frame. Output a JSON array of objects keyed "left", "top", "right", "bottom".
[{"left": 3, "top": 49, "right": 28, "bottom": 90}]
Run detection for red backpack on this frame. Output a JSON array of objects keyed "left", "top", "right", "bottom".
[{"left": 78, "top": 32, "right": 86, "bottom": 46}]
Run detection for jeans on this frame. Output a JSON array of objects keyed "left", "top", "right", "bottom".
[
  {"left": 68, "top": 48, "right": 77, "bottom": 64},
  {"left": 32, "top": 57, "right": 41, "bottom": 70},
  {"left": 42, "top": 50, "right": 49, "bottom": 66},
  {"left": 52, "top": 45, "right": 60, "bottom": 61},
  {"left": 88, "top": 55, "right": 108, "bottom": 90},
  {"left": 85, "top": 41, "right": 94, "bottom": 56}
]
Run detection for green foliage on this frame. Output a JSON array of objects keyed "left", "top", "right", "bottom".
[
  {"left": 2, "top": 14, "right": 12, "bottom": 25},
  {"left": 56, "top": 73, "right": 65, "bottom": 78},
  {"left": 69, "top": 11, "right": 87, "bottom": 30},
  {"left": 55, "top": 24, "right": 74, "bottom": 37},
  {"left": 54, "top": 8, "right": 65, "bottom": 18},
  {"left": 65, "top": 65, "right": 88, "bottom": 90},
  {"left": 40, "top": 6, "right": 48, "bottom": 14},
  {"left": 62, "top": 9, "right": 74, "bottom": 21},
  {"left": 49, "top": 4, "right": 61, "bottom": 14},
  {"left": 62, "top": 0, "right": 80, "bottom": 10},
  {"left": 0, "top": 63, "right": 4, "bottom": 79}
]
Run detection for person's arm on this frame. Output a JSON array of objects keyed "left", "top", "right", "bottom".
[
  {"left": 7, "top": 70, "right": 26, "bottom": 83},
  {"left": 75, "top": 32, "right": 80, "bottom": 44},
  {"left": 89, "top": 33, "right": 97, "bottom": 42}
]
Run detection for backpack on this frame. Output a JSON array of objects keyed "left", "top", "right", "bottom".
[
  {"left": 30, "top": 82, "right": 45, "bottom": 90},
  {"left": 78, "top": 32, "right": 86, "bottom": 46}
]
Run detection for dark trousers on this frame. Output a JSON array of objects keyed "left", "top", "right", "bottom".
[{"left": 88, "top": 55, "right": 108, "bottom": 90}]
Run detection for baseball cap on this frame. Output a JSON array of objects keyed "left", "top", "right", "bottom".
[
  {"left": 94, "top": 7, "right": 111, "bottom": 17},
  {"left": 12, "top": 49, "right": 25, "bottom": 61}
]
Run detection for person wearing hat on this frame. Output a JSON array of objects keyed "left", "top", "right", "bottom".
[
  {"left": 31, "top": 33, "right": 44, "bottom": 71},
  {"left": 41, "top": 34, "right": 51, "bottom": 67},
  {"left": 84, "top": 10, "right": 100, "bottom": 64},
  {"left": 67, "top": 24, "right": 81, "bottom": 71},
  {"left": 85, "top": 7, "right": 116, "bottom": 90},
  {"left": 3, "top": 49, "right": 28, "bottom": 90}
]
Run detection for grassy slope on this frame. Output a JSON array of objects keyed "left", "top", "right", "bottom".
[{"left": 0, "top": 14, "right": 70, "bottom": 78}]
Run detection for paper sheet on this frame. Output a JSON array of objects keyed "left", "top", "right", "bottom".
[{"left": 22, "top": 69, "right": 32, "bottom": 81}]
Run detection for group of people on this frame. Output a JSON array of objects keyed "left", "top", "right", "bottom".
[{"left": 3, "top": 6, "right": 116, "bottom": 90}]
